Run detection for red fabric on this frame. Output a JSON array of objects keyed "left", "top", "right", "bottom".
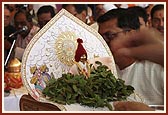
[{"left": 75, "top": 38, "right": 87, "bottom": 62}]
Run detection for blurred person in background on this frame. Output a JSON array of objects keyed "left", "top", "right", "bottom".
[
  {"left": 145, "top": 4, "right": 154, "bottom": 27},
  {"left": 37, "top": 5, "right": 56, "bottom": 29},
  {"left": 5, "top": 4, "right": 17, "bottom": 26},
  {"left": 33, "top": 4, "right": 57, "bottom": 14},
  {"left": 151, "top": 4, "right": 164, "bottom": 35},
  {"left": 62, "top": 4, "right": 88, "bottom": 23},
  {"left": 27, "top": 4, "right": 35, "bottom": 18},
  {"left": 4, "top": 7, "right": 16, "bottom": 61},
  {"left": 26, "top": 4, "right": 38, "bottom": 25},
  {"left": 90, "top": 4, "right": 108, "bottom": 31},
  {"left": 94, "top": 4, "right": 107, "bottom": 21},
  {"left": 14, "top": 9, "right": 39, "bottom": 60}
]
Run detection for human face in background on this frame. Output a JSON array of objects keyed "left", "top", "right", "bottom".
[
  {"left": 4, "top": 8, "right": 11, "bottom": 27},
  {"left": 14, "top": 13, "right": 31, "bottom": 37},
  {"left": 98, "top": 18, "right": 135, "bottom": 70},
  {"left": 38, "top": 12, "right": 52, "bottom": 29},
  {"left": 7, "top": 4, "right": 16, "bottom": 12},
  {"left": 95, "top": 4, "right": 107, "bottom": 21},
  {"left": 152, "top": 9, "right": 164, "bottom": 34},
  {"left": 64, "top": 5, "right": 87, "bottom": 23},
  {"left": 75, "top": 11, "right": 87, "bottom": 23},
  {"left": 64, "top": 5, "right": 77, "bottom": 16}
]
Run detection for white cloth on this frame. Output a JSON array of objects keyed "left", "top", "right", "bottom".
[
  {"left": 64, "top": 102, "right": 113, "bottom": 111},
  {"left": 103, "top": 4, "right": 118, "bottom": 11},
  {"left": 4, "top": 94, "right": 22, "bottom": 111},
  {"left": 116, "top": 60, "right": 164, "bottom": 105},
  {"left": 3, "top": 87, "right": 28, "bottom": 111}
]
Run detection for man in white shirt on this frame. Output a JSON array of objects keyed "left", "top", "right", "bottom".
[{"left": 97, "top": 8, "right": 164, "bottom": 105}]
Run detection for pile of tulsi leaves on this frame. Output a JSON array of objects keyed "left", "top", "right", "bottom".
[{"left": 42, "top": 61, "right": 134, "bottom": 110}]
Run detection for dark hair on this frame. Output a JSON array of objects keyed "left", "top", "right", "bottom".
[
  {"left": 14, "top": 9, "right": 32, "bottom": 22},
  {"left": 97, "top": 8, "right": 126, "bottom": 23},
  {"left": 62, "top": 4, "right": 68, "bottom": 8},
  {"left": 128, "top": 6, "right": 148, "bottom": 23},
  {"left": 62, "top": 4, "right": 88, "bottom": 14},
  {"left": 37, "top": 5, "right": 56, "bottom": 18},
  {"left": 151, "top": 4, "right": 164, "bottom": 19},
  {"left": 74, "top": 4, "right": 88, "bottom": 14},
  {"left": 15, "top": 4, "right": 28, "bottom": 11},
  {"left": 118, "top": 10, "right": 140, "bottom": 30},
  {"left": 97, "top": 8, "right": 140, "bottom": 30}
]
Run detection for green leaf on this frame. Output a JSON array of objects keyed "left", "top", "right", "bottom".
[
  {"left": 72, "top": 85, "right": 78, "bottom": 92},
  {"left": 42, "top": 61, "right": 134, "bottom": 111}
]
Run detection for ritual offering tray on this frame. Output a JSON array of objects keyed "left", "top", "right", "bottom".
[{"left": 21, "top": 9, "right": 141, "bottom": 111}]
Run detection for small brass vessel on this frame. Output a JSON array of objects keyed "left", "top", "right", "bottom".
[
  {"left": 5, "top": 58, "right": 23, "bottom": 89},
  {"left": 7, "top": 58, "right": 21, "bottom": 73}
]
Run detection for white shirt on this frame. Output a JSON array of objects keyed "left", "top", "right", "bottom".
[{"left": 116, "top": 60, "right": 164, "bottom": 105}]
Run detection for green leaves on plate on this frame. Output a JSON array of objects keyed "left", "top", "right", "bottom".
[{"left": 42, "top": 61, "right": 134, "bottom": 110}]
